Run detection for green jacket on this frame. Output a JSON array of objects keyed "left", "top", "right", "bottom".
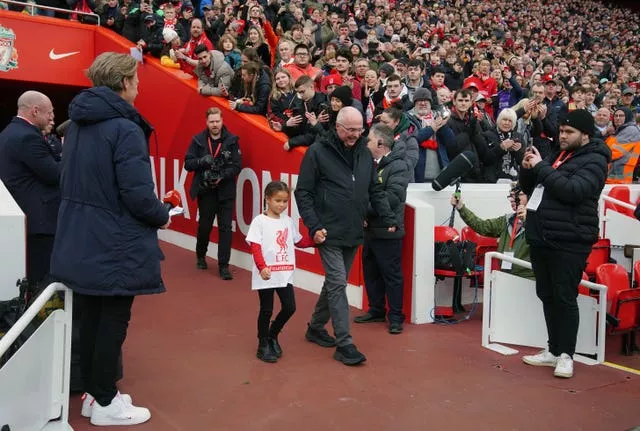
[{"left": 458, "top": 205, "right": 535, "bottom": 280}]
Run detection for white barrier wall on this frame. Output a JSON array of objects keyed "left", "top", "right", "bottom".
[
  {"left": 405, "top": 183, "right": 513, "bottom": 323},
  {"left": 0, "top": 180, "right": 25, "bottom": 300}
]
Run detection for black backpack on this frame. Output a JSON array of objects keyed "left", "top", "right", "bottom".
[{"left": 434, "top": 240, "right": 477, "bottom": 276}]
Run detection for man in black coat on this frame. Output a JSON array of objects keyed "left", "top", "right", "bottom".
[
  {"left": 353, "top": 124, "right": 411, "bottom": 334},
  {"left": 295, "top": 107, "right": 396, "bottom": 366},
  {"left": 0, "top": 90, "right": 58, "bottom": 284},
  {"left": 184, "top": 107, "right": 242, "bottom": 280},
  {"left": 519, "top": 109, "right": 611, "bottom": 379}
]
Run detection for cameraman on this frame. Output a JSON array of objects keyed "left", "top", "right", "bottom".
[{"left": 185, "top": 107, "right": 241, "bottom": 280}]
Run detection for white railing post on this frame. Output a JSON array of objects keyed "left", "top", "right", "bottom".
[{"left": 481, "top": 252, "right": 608, "bottom": 364}]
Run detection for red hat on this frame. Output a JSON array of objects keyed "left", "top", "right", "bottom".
[{"left": 321, "top": 74, "right": 343, "bottom": 92}]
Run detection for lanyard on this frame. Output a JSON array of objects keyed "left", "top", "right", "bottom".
[
  {"left": 509, "top": 219, "right": 520, "bottom": 248},
  {"left": 552, "top": 151, "right": 573, "bottom": 169},
  {"left": 208, "top": 136, "right": 222, "bottom": 158}
]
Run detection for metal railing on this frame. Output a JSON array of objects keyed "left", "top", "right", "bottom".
[
  {"left": 1, "top": 0, "right": 100, "bottom": 25},
  {"left": 481, "top": 252, "right": 607, "bottom": 364}
]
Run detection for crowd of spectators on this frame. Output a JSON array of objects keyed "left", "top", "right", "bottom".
[{"left": 6, "top": 0, "right": 640, "bottom": 183}]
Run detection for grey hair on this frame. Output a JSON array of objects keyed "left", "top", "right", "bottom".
[
  {"left": 17, "top": 90, "right": 49, "bottom": 112},
  {"left": 369, "top": 124, "right": 395, "bottom": 148},
  {"left": 497, "top": 108, "right": 517, "bottom": 131}
]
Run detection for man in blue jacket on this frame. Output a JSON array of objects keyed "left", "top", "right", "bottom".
[
  {"left": 295, "top": 107, "right": 396, "bottom": 366},
  {"left": 50, "top": 52, "right": 169, "bottom": 426},
  {"left": 0, "top": 90, "right": 58, "bottom": 284}
]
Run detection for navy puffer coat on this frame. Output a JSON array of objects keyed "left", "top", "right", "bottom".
[{"left": 51, "top": 87, "right": 169, "bottom": 296}]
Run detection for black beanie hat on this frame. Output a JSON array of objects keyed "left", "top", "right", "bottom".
[
  {"left": 561, "top": 109, "right": 595, "bottom": 136},
  {"left": 330, "top": 86, "right": 353, "bottom": 108}
]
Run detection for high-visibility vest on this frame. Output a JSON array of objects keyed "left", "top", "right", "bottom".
[{"left": 606, "top": 125, "right": 640, "bottom": 184}]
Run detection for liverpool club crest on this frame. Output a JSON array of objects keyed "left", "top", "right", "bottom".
[{"left": 0, "top": 25, "right": 18, "bottom": 72}]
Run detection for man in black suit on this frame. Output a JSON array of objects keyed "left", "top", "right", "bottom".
[{"left": 0, "top": 90, "right": 59, "bottom": 284}]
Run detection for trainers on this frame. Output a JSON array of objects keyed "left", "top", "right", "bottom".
[
  {"left": 81, "top": 392, "right": 132, "bottom": 418},
  {"left": 353, "top": 312, "right": 386, "bottom": 323},
  {"left": 554, "top": 353, "right": 574, "bottom": 378},
  {"left": 219, "top": 265, "right": 233, "bottom": 280},
  {"left": 196, "top": 257, "right": 207, "bottom": 270},
  {"left": 90, "top": 393, "right": 151, "bottom": 426},
  {"left": 334, "top": 344, "right": 366, "bottom": 366},
  {"left": 522, "top": 349, "right": 557, "bottom": 367},
  {"left": 305, "top": 324, "right": 336, "bottom": 347},
  {"left": 388, "top": 322, "right": 403, "bottom": 334}
]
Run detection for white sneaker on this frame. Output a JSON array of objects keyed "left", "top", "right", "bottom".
[
  {"left": 522, "top": 349, "right": 557, "bottom": 367},
  {"left": 81, "top": 392, "right": 133, "bottom": 418},
  {"left": 90, "top": 393, "right": 151, "bottom": 426},
  {"left": 554, "top": 353, "right": 574, "bottom": 378}
]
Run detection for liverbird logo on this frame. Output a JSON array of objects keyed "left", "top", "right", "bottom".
[{"left": 276, "top": 228, "right": 288, "bottom": 253}]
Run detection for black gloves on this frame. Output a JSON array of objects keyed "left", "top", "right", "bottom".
[{"left": 199, "top": 154, "right": 214, "bottom": 167}]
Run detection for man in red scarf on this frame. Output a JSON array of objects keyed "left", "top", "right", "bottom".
[{"left": 175, "top": 18, "right": 213, "bottom": 76}]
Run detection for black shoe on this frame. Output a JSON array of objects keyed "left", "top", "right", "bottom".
[
  {"left": 334, "top": 344, "right": 366, "bottom": 366},
  {"left": 219, "top": 266, "right": 233, "bottom": 280},
  {"left": 353, "top": 312, "right": 386, "bottom": 324},
  {"left": 388, "top": 322, "right": 403, "bottom": 334},
  {"left": 269, "top": 336, "right": 282, "bottom": 358},
  {"left": 305, "top": 324, "right": 336, "bottom": 347},
  {"left": 196, "top": 257, "right": 208, "bottom": 270},
  {"left": 256, "top": 338, "right": 277, "bottom": 363}
]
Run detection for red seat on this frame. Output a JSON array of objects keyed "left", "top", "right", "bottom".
[
  {"left": 434, "top": 226, "right": 460, "bottom": 243},
  {"left": 634, "top": 260, "right": 640, "bottom": 288},
  {"left": 461, "top": 226, "right": 499, "bottom": 287},
  {"left": 605, "top": 186, "right": 634, "bottom": 218},
  {"left": 578, "top": 272, "right": 590, "bottom": 297},
  {"left": 584, "top": 238, "right": 611, "bottom": 280},
  {"left": 596, "top": 263, "right": 640, "bottom": 354}
]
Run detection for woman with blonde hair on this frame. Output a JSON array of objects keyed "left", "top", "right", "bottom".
[
  {"left": 245, "top": 25, "right": 271, "bottom": 67},
  {"left": 267, "top": 68, "right": 295, "bottom": 128},
  {"left": 50, "top": 52, "right": 169, "bottom": 426}
]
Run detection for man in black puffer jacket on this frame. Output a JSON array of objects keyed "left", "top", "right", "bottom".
[
  {"left": 295, "top": 107, "right": 396, "bottom": 366},
  {"left": 519, "top": 109, "right": 611, "bottom": 380},
  {"left": 353, "top": 124, "right": 411, "bottom": 334}
]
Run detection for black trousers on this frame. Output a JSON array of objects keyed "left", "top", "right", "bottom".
[
  {"left": 77, "top": 293, "right": 134, "bottom": 407},
  {"left": 257, "top": 284, "right": 296, "bottom": 339},
  {"left": 196, "top": 192, "right": 233, "bottom": 266},
  {"left": 362, "top": 237, "right": 405, "bottom": 324},
  {"left": 27, "top": 234, "right": 55, "bottom": 284},
  {"left": 529, "top": 247, "right": 588, "bottom": 357}
]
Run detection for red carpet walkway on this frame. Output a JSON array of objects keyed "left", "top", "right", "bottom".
[{"left": 69, "top": 242, "right": 640, "bottom": 430}]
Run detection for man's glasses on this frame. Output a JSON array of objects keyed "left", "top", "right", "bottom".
[{"left": 337, "top": 123, "right": 364, "bottom": 134}]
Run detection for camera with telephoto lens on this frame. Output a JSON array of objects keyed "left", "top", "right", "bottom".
[{"left": 201, "top": 150, "right": 231, "bottom": 191}]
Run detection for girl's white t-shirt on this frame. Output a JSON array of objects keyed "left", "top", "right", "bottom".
[{"left": 245, "top": 213, "right": 303, "bottom": 290}]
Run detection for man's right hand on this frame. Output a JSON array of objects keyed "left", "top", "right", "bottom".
[
  {"left": 199, "top": 154, "right": 214, "bottom": 167},
  {"left": 314, "top": 228, "right": 327, "bottom": 244}
]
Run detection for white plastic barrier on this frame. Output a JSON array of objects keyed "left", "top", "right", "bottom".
[
  {"left": 481, "top": 252, "right": 607, "bottom": 365},
  {"left": 404, "top": 183, "right": 513, "bottom": 323},
  {"left": 0, "top": 283, "right": 73, "bottom": 431},
  {"left": 0, "top": 180, "right": 25, "bottom": 300}
]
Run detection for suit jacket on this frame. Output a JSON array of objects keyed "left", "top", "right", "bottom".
[{"left": 0, "top": 117, "right": 60, "bottom": 235}]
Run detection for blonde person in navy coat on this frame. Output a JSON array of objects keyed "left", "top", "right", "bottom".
[{"left": 50, "top": 53, "right": 169, "bottom": 427}]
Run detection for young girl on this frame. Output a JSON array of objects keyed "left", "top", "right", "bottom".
[{"left": 245, "top": 181, "right": 318, "bottom": 363}]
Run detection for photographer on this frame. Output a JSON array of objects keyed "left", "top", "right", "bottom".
[{"left": 184, "top": 108, "right": 242, "bottom": 280}]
